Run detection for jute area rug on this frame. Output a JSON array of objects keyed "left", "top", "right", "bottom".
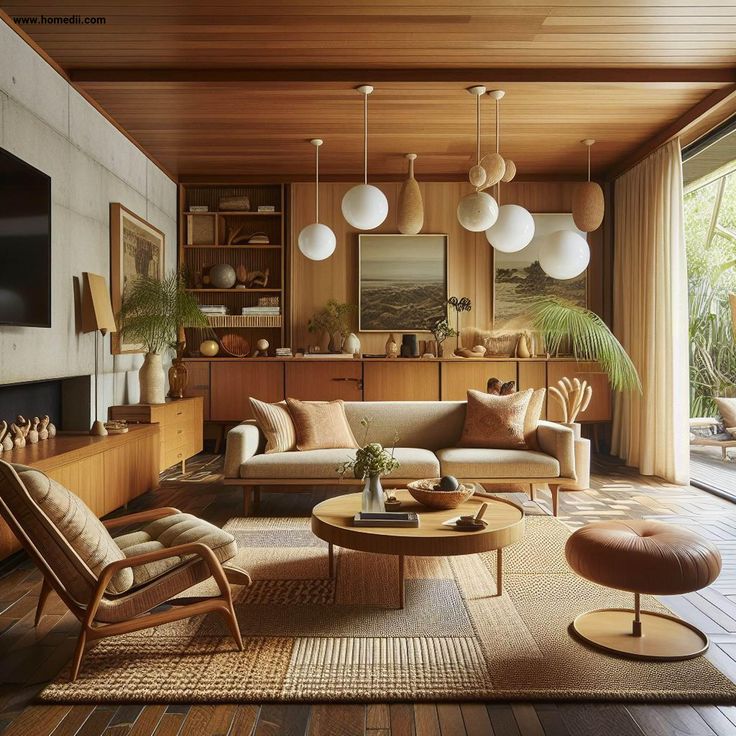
[{"left": 40, "top": 515, "right": 736, "bottom": 703}]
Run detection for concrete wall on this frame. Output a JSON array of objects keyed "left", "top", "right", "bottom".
[{"left": 0, "top": 19, "right": 178, "bottom": 422}]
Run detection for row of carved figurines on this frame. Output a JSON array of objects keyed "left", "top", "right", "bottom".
[{"left": 0, "top": 415, "right": 57, "bottom": 451}]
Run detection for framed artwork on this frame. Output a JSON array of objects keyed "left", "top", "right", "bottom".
[
  {"left": 493, "top": 213, "right": 587, "bottom": 327},
  {"left": 359, "top": 234, "right": 448, "bottom": 332},
  {"left": 110, "top": 203, "right": 165, "bottom": 354}
]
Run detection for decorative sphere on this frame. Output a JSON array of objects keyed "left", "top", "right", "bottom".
[
  {"left": 209, "top": 263, "right": 236, "bottom": 289},
  {"left": 298, "top": 222, "right": 336, "bottom": 261},
  {"left": 437, "top": 475, "right": 460, "bottom": 491},
  {"left": 256, "top": 338, "right": 269, "bottom": 351},
  {"left": 485, "top": 204, "right": 535, "bottom": 253},
  {"left": 573, "top": 181, "right": 605, "bottom": 232},
  {"left": 481, "top": 153, "right": 506, "bottom": 188},
  {"left": 539, "top": 229, "right": 590, "bottom": 280},
  {"left": 501, "top": 159, "right": 517, "bottom": 183},
  {"left": 457, "top": 191, "right": 498, "bottom": 232},
  {"left": 199, "top": 340, "right": 219, "bottom": 357},
  {"left": 341, "top": 183, "right": 388, "bottom": 230},
  {"left": 469, "top": 164, "right": 486, "bottom": 188}
]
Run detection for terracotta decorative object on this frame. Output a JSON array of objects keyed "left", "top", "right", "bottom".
[
  {"left": 139, "top": 353, "right": 166, "bottom": 404},
  {"left": 220, "top": 333, "right": 251, "bottom": 358},
  {"left": 397, "top": 153, "right": 424, "bottom": 235},
  {"left": 549, "top": 376, "right": 593, "bottom": 423}
]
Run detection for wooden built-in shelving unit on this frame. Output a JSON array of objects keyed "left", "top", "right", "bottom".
[{"left": 178, "top": 183, "right": 288, "bottom": 355}]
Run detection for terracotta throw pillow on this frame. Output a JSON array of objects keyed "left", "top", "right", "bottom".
[
  {"left": 460, "top": 388, "right": 534, "bottom": 450},
  {"left": 285, "top": 398, "right": 359, "bottom": 451},
  {"left": 249, "top": 398, "right": 296, "bottom": 454}
]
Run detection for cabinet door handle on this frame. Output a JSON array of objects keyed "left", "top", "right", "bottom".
[{"left": 332, "top": 378, "right": 363, "bottom": 389}]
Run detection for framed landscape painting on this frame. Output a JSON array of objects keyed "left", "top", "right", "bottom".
[
  {"left": 110, "top": 203, "right": 165, "bottom": 354},
  {"left": 359, "top": 234, "right": 448, "bottom": 332},
  {"left": 493, "top": 213, "right": 587, "bottom": 327}
]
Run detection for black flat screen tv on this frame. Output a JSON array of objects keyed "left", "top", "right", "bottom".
[{"left": 0, "top": 147, "right": 51, "bottom": 327}]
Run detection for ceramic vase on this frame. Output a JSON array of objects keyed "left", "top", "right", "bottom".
[
  {"left": 385, "top": 333, "right": 399, "bottom": 358},
  {"left": 139, "top": 352, "right": 166, "bottom": 404},
  {"left": 343, "top": 332, "right": 361, "bottom": 355},
  {"left": 362, "top": 474, "right": 386, "bottom": 513},
  {"left": 516, "top": 333, "right": 531, "bottom": 359}
]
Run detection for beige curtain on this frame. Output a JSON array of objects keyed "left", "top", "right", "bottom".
[{"left": 611, "top": 139, "right": 690, "bottom": 484}]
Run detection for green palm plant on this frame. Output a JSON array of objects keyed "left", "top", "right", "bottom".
[
  {"left": 528, "top": 296, "right": 641, "bottom": 392},
  {"left": 118, "top": 270, "right": 207, "bottom": 354}
]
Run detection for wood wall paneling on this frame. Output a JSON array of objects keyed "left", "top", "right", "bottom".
[
  {"left": 210, "top": 362, "right": 285, "bottom": 420},
  {"left": 518, "top": 360, "right": 548, "bottom": 419},
  {"left": 363, "top": 362, "right": 439, "bottom": 401},
  {"left": 440, "top": 361, "right": 516, "bottom": 401},
  {"left": 285, "top": 361, "right": 363, "bottom": 401}
]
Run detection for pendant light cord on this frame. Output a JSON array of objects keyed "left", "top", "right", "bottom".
[
  {"left": 363, "top": 91, "right": 368, "bottom": 185},
  {"left": 496, "top": 97, "right": 501, "bottom": 205},
  {"left": 476, "top": 92, "right": 481, "bottom": 166},
  {"left": 587, "top": 144, "right": 591, "bottom": 182},
  {"left": 315, "top": 143, "right": 320, "bottom": 223}
]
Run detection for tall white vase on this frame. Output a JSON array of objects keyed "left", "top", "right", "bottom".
[{"left": 139, "top": 352, "right": 166, "bottom": 404}]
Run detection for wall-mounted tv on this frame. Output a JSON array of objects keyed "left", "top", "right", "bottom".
[{"left": 0, "top": 147, "right": 51, "bottom": 328}]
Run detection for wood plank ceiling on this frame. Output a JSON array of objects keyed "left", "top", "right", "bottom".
[{"left": 2, "top": 1, "right": 736, "bottom": 179}]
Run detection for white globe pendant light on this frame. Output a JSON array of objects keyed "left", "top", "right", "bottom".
[
  {"left": 341, "top": 85, "right": 388, "bottom": 230},
  {"left": 298, "top": 139, "right": 336, "bottom": 261},
  {"left": 539, "top": 229, "right": 590, "bottom": 280},
  {"left": 484, "top": 90, "right": 535, "bottom": 253},
  {"left": 458, "top": 86, "right": 498, "bottom": 232},
  {"left": 485, "top": 204, "right": 535, "bottom": 252}
]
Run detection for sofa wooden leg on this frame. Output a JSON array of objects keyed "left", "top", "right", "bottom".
[
  {"left": 529, "top": 484, "right": 536, "bottom": 502},
  {"left": 35, "top": 577, "right": 51, "bottom": 627},
  {"left": 550, "top": 485, "right": 560, "bottom": 516},
  {"left": 243, "top": 487, "right": 254, "bottom": 516}
]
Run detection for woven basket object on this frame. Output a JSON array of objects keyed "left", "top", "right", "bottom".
[{"left": 407, "top": 478, "right": 473, "bottom": 510}]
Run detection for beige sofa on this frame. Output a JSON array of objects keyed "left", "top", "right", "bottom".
[{"left": 223, "top": 401, "right": 577, "bottom": 516}]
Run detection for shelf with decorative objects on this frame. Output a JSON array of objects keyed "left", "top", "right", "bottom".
[{"left": 179, "top": 182, "right": 288, "bottom": 359}]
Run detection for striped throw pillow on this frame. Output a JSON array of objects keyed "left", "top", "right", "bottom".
[{"left": 249, "top": 398, "right": 297, "bottom": 454}]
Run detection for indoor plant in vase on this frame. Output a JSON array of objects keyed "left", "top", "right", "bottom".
[
  {"left": 430, "top": 318, "right": 457, "bottom": 358},
  {"left": 308, "top": 299, "right": 356, "bottom": 353},
  {"left": 118, "top": 270, "right": 207, "bottom": 404},
  {"left": 338, "top": 418, "right": 400, "bottom": 512}
]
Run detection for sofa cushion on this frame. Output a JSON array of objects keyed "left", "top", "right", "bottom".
[
  {"left": 459, "top": 389, "right": 534, "bottom": 450},
  {"left": 286, "top": 398, "right": 359, "bottom": 451},
  {"left": 250, "top": 398, "right": 296, "bottom": 454},
  {"left": 436, "top": 447, "right": 560, "bottom": 479},
  {"left": 240, "top": 447, "right": 439, "bottom": 479},
  {"left": 114, "top": 513, "right": 237, "bottom": 589}
]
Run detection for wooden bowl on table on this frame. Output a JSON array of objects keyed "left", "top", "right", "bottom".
[{"left": 407, "top": 478, "right": 473, "bottom": 510}]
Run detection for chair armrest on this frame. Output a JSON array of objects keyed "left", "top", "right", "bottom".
[
  {"left": 224, "top": 420, "right": 263, "bottom": 478},
  {"left": 102, "top": 507, "right": 180, "bottom": 530},
  {"left": 536, "top": 421, "right": 576, "bottom": 479}
]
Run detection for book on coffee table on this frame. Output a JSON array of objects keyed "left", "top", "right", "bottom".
[{"left": 353, "top": 512, "right": 420, "bottom": 528}]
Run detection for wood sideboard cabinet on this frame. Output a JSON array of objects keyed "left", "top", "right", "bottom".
[
  {"left": 109, "top": 396, "right": 203, "bottom": 473},
  {"left": 0, "top": 425, "right": 160, "bottom": 561}
]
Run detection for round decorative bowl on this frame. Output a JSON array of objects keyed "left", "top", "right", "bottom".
[{"left": 407, "top": 478, "right": 473, "bottom": 510}]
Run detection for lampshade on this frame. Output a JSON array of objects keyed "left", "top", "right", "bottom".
[
  {"left": 539, "top": 230, "right": 590, "bottom": 280},
  {"left": 298, "top": 222, "right": 336, "bottom": 261},
  {"left": 81, "top": 272, "right": 116, "bottom": 334},
  {"left": 485, "top": 204, "right": 535, "bottom": 253},
  {"left": 342, "top": 183, "right": 388, "bottom": 230},
  {"left": 457, "top": 191, "right": 498, "bottom": 232}
]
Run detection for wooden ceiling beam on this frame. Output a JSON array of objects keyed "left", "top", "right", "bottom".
[{"left": 69, "top": 67, "right": 736, "bottom": 85}]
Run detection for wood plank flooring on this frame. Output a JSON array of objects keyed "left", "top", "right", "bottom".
[{"left": 2, "top": 454, "right": 736, "bottom": 735}]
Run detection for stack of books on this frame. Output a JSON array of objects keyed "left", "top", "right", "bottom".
[
  {"left": 275, "top": 348, "right": 293, "bottom": 357},
  {"left": 241, "top": 306, "right": 280, "bottom": 315},
  {"left": 199, "top": 305, "right": 227, "bottom": 316}
]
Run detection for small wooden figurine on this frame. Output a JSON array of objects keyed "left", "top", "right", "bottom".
[
  {"left": 38, "top": 416, "right": 49, "bottom": 440},
  {"left": 0, "top": 421, "right": 11, "bottom": 452},
  {"left": 27, "top": 417, "right": 39, "bottom": 444},
  {"left": 10, "top": 422, "right": 28, "bottom": 448}
]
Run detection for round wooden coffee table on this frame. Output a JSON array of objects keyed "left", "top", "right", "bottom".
[{"left": 311, "top": 488, "right": 525, "bottom": 608}]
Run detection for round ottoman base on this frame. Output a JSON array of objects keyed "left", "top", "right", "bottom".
[{"left": 571, "top": 608, "right": 709, "bottom": 661}]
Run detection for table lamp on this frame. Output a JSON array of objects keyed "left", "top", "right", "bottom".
[{"left": 81, "top": 272, "right": 117, "bottom": 436}]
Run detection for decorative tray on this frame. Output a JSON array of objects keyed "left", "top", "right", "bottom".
[{"left": 353, "top": 511, "right": 420, "bottom": 528}]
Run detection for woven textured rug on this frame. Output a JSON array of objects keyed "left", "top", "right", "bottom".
[{"left": 40, "top": 515, "right": 736, "bottom": 703}]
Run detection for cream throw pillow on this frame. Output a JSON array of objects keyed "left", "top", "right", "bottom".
[
  {"left": 524, "top": 388, "right": 546, "bottom": 450},
  {"left": 249, "top": 398, "right": 297, "bottom": 454},
  {"left": 460, "top": 388, "right": 534, "bottom": 450},
  {"left": 285, "top": 398, "right": 359, "bottom": 451},
  {"left": 716, "top": 398, "right": 736, "bottom": 432}
]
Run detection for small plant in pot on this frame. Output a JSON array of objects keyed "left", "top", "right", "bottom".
[
  {"left": 337, "top": 418, "right": 400, "bottom": 512},
  {"left": 308, "top": 299, "right": 356, "bottom": 353},
  {"left": 118, "top": 270, "right": 208, "bottom": 404},
  {"left": 430, "top": 318, "right": 457, "bottom": 358}
]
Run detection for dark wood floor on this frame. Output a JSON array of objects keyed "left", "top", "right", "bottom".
[{"left": 2, "top": 455, "right": 736, "bottom": 736}]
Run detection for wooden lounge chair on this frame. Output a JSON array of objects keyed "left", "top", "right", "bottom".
[
  {"left": 0, "top": 460, "right": 250, "bottom": 681},
  {"left": 689, "top": 417, "right": 736, "bottom": 461}
]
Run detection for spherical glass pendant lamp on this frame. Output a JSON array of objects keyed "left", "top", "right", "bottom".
[
  {"left": 298, "top": 139, "right": 336, "bottom": 261},
  {"left": 457, "top": 86, "right": 498, "bottom": 232},
  {"left": 539, "top": 229, "right": 590, "bottom": 280},
  {"left": 341, "top": 85, "right": 388, "bottom": 230}
]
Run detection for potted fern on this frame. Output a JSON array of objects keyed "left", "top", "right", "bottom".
[
  {"left": 118, "top": 271, "right": 207, "bottom": 404},
  {"left": 528, "top": 296, "right": 641, "bottom": 393}
]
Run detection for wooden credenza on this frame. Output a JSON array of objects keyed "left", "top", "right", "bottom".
[
  {"left": 109, "top": 396, "right": 203, "bottom": 472},
  {"left": 0, "top": 425, "right": 160, "bottom": 561},
  {"left": 183, "top": 357, "right": 611, "bottom": 424}
]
